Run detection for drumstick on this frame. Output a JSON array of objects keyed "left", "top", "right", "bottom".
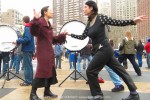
[{"left": 1, "top": 42, "right": 13, "bottom": 44}]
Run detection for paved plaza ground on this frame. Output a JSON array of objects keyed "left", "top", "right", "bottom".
[{"left": 0, "top": 58, "right": 150, "bottom": 100}]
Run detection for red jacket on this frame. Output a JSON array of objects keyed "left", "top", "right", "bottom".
[
  {"left": 30, "top": 17, "right": 66, "bottom": 78},
  {"left": 144, "top": 42, "right": 150, "bottom": 53}
]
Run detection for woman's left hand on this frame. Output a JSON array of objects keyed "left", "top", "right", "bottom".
[
  {"left": 133, "top": 15, "right": 148, "bottom": 24},
  {"left": 61, "top": 30, "right": 69, "bottom": 36}
]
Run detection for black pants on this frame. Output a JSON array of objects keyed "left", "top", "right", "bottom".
[
  {"left": 118, "top": 54, "right": 141, "bottom": 75},
  {"left": 123, "top": 59, "right": 128, "bottom": 66},
  {"left": 86, "top": 45, "right": 137, "bottom": 96}
]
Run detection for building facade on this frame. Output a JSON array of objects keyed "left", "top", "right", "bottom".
[
  {"left": 137, "top": 0, "right": 150, "bottom": 43},
  {"left": 1, "top": 9, "right": 23, "bottom": 25},
  {"left": 53, "top": 0, "right": 88, "bottom": 34},
  {"left": 110, "top": 0, "right": 137, "bottom": 47},
  {"left": 53, "top": 0, "right": 106, "bottom": 34},
  {"left": 0, "top": 0, "right": 2, "bottom": 23},
  {"left": 98, "top": 0, "right": 111, "bottom": 16}
]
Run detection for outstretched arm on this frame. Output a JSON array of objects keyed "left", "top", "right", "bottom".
[
  {"left": 70, "top": 32, "right": 88, "bottom": 40},
  {"left": 30, "top": 9, "right": 41, "bottom": 36},
  {"left": 67, "top": 24, "right": 89, "bottom": 40},
  {"left": 99, "top": 14, "right": 148, "bottom": 26}
]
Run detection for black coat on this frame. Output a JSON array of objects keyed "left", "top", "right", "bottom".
[{"left": 136, "top": 43, "right": 144, "bottom": 54}]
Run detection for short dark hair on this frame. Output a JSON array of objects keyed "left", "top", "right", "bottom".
[
  {"left": 41, "top": 6, "right": 49, "bottom": 17},
  {"left": 85, "top": 0, "right": 98, "bottom": 14},
  {"left": 23, "top": 16, "right": 30, "bottom": 23}
]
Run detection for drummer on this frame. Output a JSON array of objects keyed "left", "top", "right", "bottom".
[{"left": 14, "top": 16, "right": 35, "bottom": 86}]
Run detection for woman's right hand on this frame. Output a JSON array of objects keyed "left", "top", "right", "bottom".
[
  {"left": 133, "top": 15, "right": 148, "bottom": 24},
  {"left": 33, "top": 9, "right": 40, "bottom": 19}
]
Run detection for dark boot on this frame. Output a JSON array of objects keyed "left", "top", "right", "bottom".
[
  {"left": 44, "top": 86, "right": 58, "bottom": 98},
  {"left": 111, "top": 85, "right": 124, "bottom": 92},
  {"left": 30, "top": 87, "right": 41, "bottom": 100},
  {"left": 122, "top": 93, "right": 140, "bottom": 100},
  {"left": 87, "top": 95, "right": 104, "bottom": 100},
  {"left": 30, "top": 93, "right": 41, "bottom": 100}
]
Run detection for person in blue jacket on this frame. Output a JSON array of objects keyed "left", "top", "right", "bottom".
[{"left": 14, "top": 16, "right": 35, "bottom": 86}]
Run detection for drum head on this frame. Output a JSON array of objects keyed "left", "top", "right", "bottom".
[
  {"left": 0, "top": 25, "right": 18, "bottom": 52},
  {"left": 60, "top": 20, "right": 89, "bottom": 51}
]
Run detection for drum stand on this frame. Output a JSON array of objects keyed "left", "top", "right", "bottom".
[
  {"left": 0, "top": 53, "right": 25, "bottom": 88},
  {"left": 59, "top": 51, "right": 87, "bottom": 86}
]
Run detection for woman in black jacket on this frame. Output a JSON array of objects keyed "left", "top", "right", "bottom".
[{"left": 67, "top": 1, "right": 148, "bottom": 100}]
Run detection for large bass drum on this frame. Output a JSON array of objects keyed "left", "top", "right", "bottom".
[
  {"left": 60, "top": 20, "right": 89, "bottom": 51},
  {"left": 0, "top": 25, "right": 18, "bottom": 52}
]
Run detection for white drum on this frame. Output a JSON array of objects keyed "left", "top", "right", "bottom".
[
  {"left": 0, "top": 25, "right": 18, "bottom": 52},
  {"left": 60, "top": 20, "right": 89, "bottom": 51}
]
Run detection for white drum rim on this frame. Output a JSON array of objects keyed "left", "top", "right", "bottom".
[
  {"left": 59, "top": 20, "right": 89, "bottom": 51},
  {"left": 0, "top": 25, "right": 18, "bottom": 52}
]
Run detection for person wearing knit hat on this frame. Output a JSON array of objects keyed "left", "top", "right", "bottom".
[
  {"left": 66, "top": 0, "right": 148, "bottom": 100},
  {"left": 144, "top": 38, "right": 150, "bottom": 69}
]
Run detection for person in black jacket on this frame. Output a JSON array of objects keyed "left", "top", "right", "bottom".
[
  {"left": 136, "top": 40, "right": 144, "bottom": 67},
  {"left": 0, "top": 52, "right": 10, "bottom": 75},
  {"left": 66, "top": 1, "right": 148, "bottom": 100}
]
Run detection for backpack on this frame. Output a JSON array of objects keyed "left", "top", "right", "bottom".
[{"left": 120, "top": 37, "right": 137, "bottom": 54}]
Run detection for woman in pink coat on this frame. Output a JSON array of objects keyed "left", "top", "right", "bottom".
[{"left": 30, "top": 6, "right": 67, "bottom": 100}]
